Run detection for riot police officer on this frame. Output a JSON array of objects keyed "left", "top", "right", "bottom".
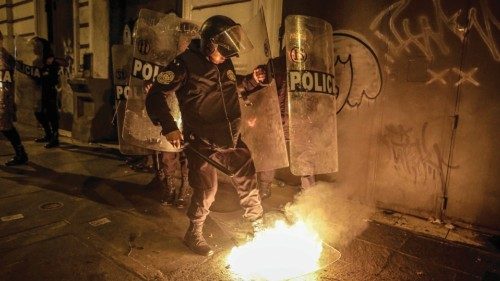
[
  {"left": 0, "top": 31, "right": 28, "bottom": 166},
  {"left": 257, "top": 28, "right": 317, "bottom": 199},
  {"left": 146, "top": 15, "right": 265, "bottom": 256},
  {"left": 29, "top": 37, "right": 65, "bottom": 148}
]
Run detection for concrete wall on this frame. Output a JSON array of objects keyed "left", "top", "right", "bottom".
[
  {"left": 283, "top": 0, "right": 499, "bottom": 231},
  {"left": 78, "top": 0, "right": 90, "bottom": 66},
  {"left": 88, "top": 0, "right": 108, "bottom": 79},
  {"left": 57, "top": 0, "right": 91, "bottom": 135},
  {"left": 0, "top": 0, "right": 40, "bottom": 125},
  {"left": 0, "top": 0, "right": 46, "bottom": 42},
  {"left": 70, "top": 0, "right": 113, "bottom": 141}
]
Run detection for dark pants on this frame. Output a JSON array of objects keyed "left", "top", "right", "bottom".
[
  {"left": 185, "top": 139, "right": 263, "bottom": 224},
  {"left": 35, "top": 100, "right": 59, "bottom": 137},
  {"left": 257, "top": 139, "right": 316, "bottom": 189},
  {"left": 257, "top": 169, "right": 275, "bottom": 187},
  {"left": 258, "top": 169, "right": 316, "bottom": 189},
  {"left": 161, "top": 151, "right": 188, "bottom": 177},
  {"left": 1, "top": 127, "right": 22, "bottom": 148}
]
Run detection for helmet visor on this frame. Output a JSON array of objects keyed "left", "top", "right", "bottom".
[{"left": 212, "top": 25, "right": 253, "bottom": 57}]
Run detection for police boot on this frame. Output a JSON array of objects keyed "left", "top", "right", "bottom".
[
  {"left": 160, "top": 176, "right": 176, "bottom": 205},
  {"left": 259, "top": 182, "right": 272, "bottom": 200},
  {"left": 35, "top": 125, "right": 52, "bottom": 143},
  {"left": 44, "top": 132, "right": 59, "bottom": 148},
  {"left": 244, "top": 217, "right": 265, "bottom": 241},
  {"left": 183, "top": 222, "right": 214, "bottom": 256},
  {"left": 176, "top": 176, "right": 191, "bottom": 208},
  {"left": 34, "top": 135, "right": 50, "bottom": 143},
  {"left": 5, "top": 145, "right": 28, "bottom": 166}
]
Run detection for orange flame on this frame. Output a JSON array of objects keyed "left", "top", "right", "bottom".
[{"left": 227, "top": 220, "right": 323, "bottom": 281}]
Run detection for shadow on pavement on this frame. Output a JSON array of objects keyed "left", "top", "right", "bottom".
[
  {"left": 0, "top": 159, "right": 251, "bottom": 218},
  {"left": 57, "top": 143, "right": 125, "bottom": 161},
  {"left": 0, "top": 162, "right": 167, "bottom": 216}
]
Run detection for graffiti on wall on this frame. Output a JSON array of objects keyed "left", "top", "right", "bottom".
[
  {"left": 434, "top": 0, "right": 499, "bottom": 62},
  {"left": 370, "top": 0, "right": 449, "bottom": 62},
  {"left": 381, "top": 122, "right": 458, "bottom": 188},
  {"left": 370, "top": 0, "right": 499, "bottom": 63},
  {"left": 426, "top": 68, "right": 449, "bottom": 85},
  {"left": 333, "top": 31, "right": 383, "bottom": 112},
  {"left": 57, "top": 38, "right": 75, "bottom": 116},
  {"left": 425, "top": 66, "right": 480, "bottom": 86},
  {"left": 452, "top": 67, "right": 479, "bottom": 86},
  {"left": 62, "top": 38, "right": 75, "bottom": 77}
]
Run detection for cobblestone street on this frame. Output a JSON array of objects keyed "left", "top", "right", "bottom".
[{"left": 0, "top": 125, "right": 499, "bottom": 280}]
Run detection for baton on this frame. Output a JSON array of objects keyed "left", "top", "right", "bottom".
[{"left": 183, "top": 142, "right": 235, "bottom": 177}]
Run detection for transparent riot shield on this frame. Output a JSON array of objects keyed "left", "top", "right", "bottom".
[
  {"left": 285, "top": 15, "right": 338, "bottom": 176},
  {"left": 14, "top": 36, "right": 43, "bottom": 114},
  {"left": 0, "top": 36, "right": 15, "bottom": 130},
  {"left": 111, "top": 44, "right": 150, "bottom": 155},
  {"left": 122, "top": 9, "right": 198, "bottom": 152},
  {"left": 234, "top": 8, "right": 289, "bottom": 172}
]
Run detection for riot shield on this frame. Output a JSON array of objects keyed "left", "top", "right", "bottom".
[
  {"left": 235, "top": 8, "right": 289, "bottom": 172},
  {"left": 111, "top": 44, "right": 150, "bottom": 155},
  {"left": 0, "top": 36, "right": 15, "bottom": 130},
  {"left": 14, "top": 36, "right": 43, "bottom": 114},
  {"left": 285, "top": 15, "right": 338, "bottom": 176},
  {"left": 122, "top": 9, "right": 198, "bottom": 152}
]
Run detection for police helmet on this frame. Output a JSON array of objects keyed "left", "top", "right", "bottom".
[{"left": 200, "top": 15, "right": 253, "bottom": 57}]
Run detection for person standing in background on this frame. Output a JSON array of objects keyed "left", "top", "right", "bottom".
[
  {"left": 18, "top": 37, "right": 67, "bottom": 148},
  {"left": 257, "top": 27, "right": 316, "bottom": 199}
]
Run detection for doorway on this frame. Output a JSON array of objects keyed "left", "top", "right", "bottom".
[{"left": 46, "top": 0, "right": 74, "bottom": 133}]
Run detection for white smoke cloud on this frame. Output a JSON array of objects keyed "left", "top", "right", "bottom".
[{"left": 284, "top": 181, "right": 375, "bottom": 247}]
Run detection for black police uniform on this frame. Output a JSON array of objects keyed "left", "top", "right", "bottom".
[
  {"left": 146, "top": 43, "right": 263, "bottom": 225},
  {"left": 0, "top": 49, "right": 16, "bottom": 131},
  {"left": 0, "top": 47, "right": 28, "bottom": 165},
  {"left": 34, "top": 60, "right": 61, "bottom": 143}
]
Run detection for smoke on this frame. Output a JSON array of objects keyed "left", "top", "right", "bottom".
[{"left": 284, "top": 181, "right": 375, "bottom": 247}]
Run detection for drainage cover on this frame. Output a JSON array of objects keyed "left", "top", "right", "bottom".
[{"left": 39, "top": 202, "right": 64, "bottom": 211}]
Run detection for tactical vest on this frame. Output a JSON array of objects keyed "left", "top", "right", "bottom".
[{"left": 177, "top": 49, "right": 241, "bottom": 148}]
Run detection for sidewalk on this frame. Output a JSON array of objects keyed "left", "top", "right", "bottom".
[{"left": 0, "top": 124, "right": 498, "bottom": 281}]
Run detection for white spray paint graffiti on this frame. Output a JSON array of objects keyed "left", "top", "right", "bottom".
[
  {"left": 333, "top": 31, "right": 383, "bottom": 112},
  {"left": 58, "top": 38, "right": 75, "bottom": 116},
  {"left": 370, "top": 0, "right": 499, "bottom": 62},
  {"left": 381, "top": 122, "right": 458, "bottom": 187},
  {"left": 434, "top": 0, "right": 499, "bottom": 62},
  {"left": 369, "top": 0, "right": 449, "bottom": 62},
  {"left": 425, "top": 67, "right": 480, "bottom": 86},
  {"left": 426, "top": 68, "right": 449, "bottom": 85},
  {"left": 452, "top": 67, "right": 480, "bottom": 86}
]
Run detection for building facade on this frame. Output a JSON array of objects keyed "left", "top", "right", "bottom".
[{"left": 3, "top": 0, "right": 499, "bottom": 232}]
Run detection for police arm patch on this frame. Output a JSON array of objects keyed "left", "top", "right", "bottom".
[
  {"left": 157, "top": 71, "right": 175, "bottom": 84},
  {"left": 227, "top": 70, "right": 236, "bottom": 82}
]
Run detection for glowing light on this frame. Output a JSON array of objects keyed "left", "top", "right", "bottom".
[{"left": 227, "top": 220, "right": 323, "bottom": 281}]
